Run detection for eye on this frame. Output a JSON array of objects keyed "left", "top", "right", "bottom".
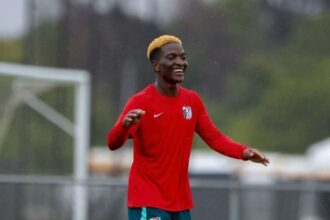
[
  {"left": 181, "top": 55, "right": 186, "bottom": 61},
  {"left": 166, "top": 55, "right": 175, "bottom": 61}
]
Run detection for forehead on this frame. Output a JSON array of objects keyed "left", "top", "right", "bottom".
[{"left": 160, "top": 42, "right": 185, "bottom": 55}]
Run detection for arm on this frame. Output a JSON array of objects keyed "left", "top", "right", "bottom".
[
  {"left": 195, "top": 93, "right": 269, "bottom": 165},
  {"left": 196, "top": 112, "right": 248, "bottom": 160},
  {"left": 107, "top": 124, "right": 131, "bottom": 151},
  {"left": 194, "top": 94, "right": 247, "bottom": 159},
  {"left": 107, "top": 97, "right": 145, "bottom": 151}
]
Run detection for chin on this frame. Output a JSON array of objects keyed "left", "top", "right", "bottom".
[{"left": 174, "top": 77, "right": 184, "bottom": 83}]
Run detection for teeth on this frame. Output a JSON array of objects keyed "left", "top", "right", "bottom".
[{"left": 173, "top": 69, "right": 183, "bottom": 73}]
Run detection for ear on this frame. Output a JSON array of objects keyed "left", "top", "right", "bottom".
[{"left": 151, "top": 60, "right": 160, "bottom": 72}]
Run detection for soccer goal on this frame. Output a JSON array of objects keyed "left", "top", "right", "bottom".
[{"left": 0, "top": 62, "right": 91, "bottom": 220}]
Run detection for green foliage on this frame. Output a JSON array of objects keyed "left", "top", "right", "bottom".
[
  {"left": 2, "top": 0, "right": 330, "bottom": 175},
  {"left": 180, "top": 3, "right": 329, "bottom": 154},
  {"left": 0, "top": 39, "right": 23, "bottom": 62},
  {"left": 90, "top": 80, "right": 116, "bottom": 145},
  {"left": 251, "top": 59, "right": 330, "bottom": 152},
  {"left": 216, "top": 12, "right": 330, "bottom": 153},
  {"left": 219, "top": 0, "right": 267, "bottom": 48},
  {"left": 288, "top": 14, "right": 330, "bottom": 58}
]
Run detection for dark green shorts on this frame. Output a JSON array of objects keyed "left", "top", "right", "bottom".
[{"left": 128, "top": 207, "right": 191, "bottom": 220}]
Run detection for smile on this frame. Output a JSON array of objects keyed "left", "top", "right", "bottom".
[{"left": 173, "top": 69, "right": 184, "bottom": 74}]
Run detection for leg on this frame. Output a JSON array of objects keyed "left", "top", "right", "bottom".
[
  {"left": 128, "top": 207, "right": 146, "bottom": 220},
  {"left": 172, "top": 210, "right": 192, "bottom": 220}
]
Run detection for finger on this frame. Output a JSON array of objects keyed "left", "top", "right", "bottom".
[
  {"left": 122, "top": 117, "right": 133, "bottom": 127},
  {"left": 125, "top": 117, "right": 133, "bottom": 121},
  {"left": 127, "top": 109, "right": 146, "bottom": 119},
  {"left": 136, "top": 110, "right": 146, "bottom": 119},
  {"left": 127, "top": 112, "right": 139, "bottom": 117},
  {"left": 136, "top": 109, "right": 145, "bottom": 114},
  {"left": 264, "top": 158, "right": 270, "bottom": 164},
  {"left": 248, "top": 149, "right": 270, "bottom": 165},
  {"left": 140, "top": 110, "right": 146, "bottom": 115},
  {"left": 252, "top": 150, "right": 267, "bottom": 161},
  {"left": 123, "top": 109, "right": 146, "bottom": 127},
  {"left": 131, "top": 109, "right": 145, "bottom": 115},
  {"left": 251, "top": 149, "right": 262, "bottom": 157},
  {"left": 261, "top": 158, "right": 270, "bottom": 166},
  {"left": 127, "top": 113, "right": 140, "bottom": 120}
]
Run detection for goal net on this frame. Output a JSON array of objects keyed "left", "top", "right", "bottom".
[{"left": 0, "top": 62, "right": 91, "bottom": 220}]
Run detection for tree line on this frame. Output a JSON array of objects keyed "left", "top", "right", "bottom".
[{"left": 0, "top": 0, "right": 329, "bottom": 174}]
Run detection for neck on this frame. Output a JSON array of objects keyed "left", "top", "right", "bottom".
[{"left": 154, "top": 80, "right": 179, "bottom": 97}]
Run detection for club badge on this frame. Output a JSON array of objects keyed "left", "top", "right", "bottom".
[{"left": 182, "top": 106, "right": 192, "bottom": 120}]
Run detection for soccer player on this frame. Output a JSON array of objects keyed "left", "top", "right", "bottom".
[{"left": 107, "top": 35, "right": 270, "bottom": 220}]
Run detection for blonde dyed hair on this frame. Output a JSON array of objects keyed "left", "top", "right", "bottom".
[{"left": 147, "top": 35, "right": 182, "bottom": 59}]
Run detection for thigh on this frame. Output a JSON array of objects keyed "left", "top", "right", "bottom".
[
  {"left": 172, "top": 210, "right": 191, "bottom": 220},
  {"left": 128, "top": 207, "right": 171, "bottom": 220}
]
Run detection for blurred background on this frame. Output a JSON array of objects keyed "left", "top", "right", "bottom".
[{"left": 1, "top": 0, "right": 330, "bottom": 219}]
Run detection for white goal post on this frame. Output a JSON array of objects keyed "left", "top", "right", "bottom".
[{"left": 0, "top": 62, "right": 91, "bottom": 220}]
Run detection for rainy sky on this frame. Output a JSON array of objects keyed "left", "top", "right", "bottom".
[{"left": 0, "top": 0, "right": 26, "bottom": 38}]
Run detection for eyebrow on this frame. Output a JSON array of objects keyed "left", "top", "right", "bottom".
[{"left": 165, "top": 52, "right": 186, "bottom": 57}]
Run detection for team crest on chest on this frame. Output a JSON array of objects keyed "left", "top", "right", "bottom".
[{"left": 182, "top": 106, "right": 192, "bottom": 120}]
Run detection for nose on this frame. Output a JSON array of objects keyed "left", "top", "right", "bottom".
[{"left": 175, "top": 57, "right": 187, "bottom": 67}]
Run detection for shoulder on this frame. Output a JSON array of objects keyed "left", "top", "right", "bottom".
[
  {"left": 128, "top": 84, "right": 153, "bottom": 103},
  {"left": 180, "top": 87, "right": 206, "bottom": 113},
  {"left": 180, "top": 86, "right": 202, "bottom": 101}
]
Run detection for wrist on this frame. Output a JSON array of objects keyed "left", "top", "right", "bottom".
[{"left": 242, "top": 148, "right": 252, "bottom": 161}]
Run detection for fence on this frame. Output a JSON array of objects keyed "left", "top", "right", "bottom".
[{"left": 0, "top": 174, "right": 329, "bottom": 220}]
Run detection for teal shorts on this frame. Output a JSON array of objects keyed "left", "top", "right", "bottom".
[{"left": 128, "top": 207, "right": 191, "bottom": 220}]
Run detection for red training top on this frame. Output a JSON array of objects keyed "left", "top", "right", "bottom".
[{"left": 107, "top": 84, "right": 248, "bottom": 211}]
